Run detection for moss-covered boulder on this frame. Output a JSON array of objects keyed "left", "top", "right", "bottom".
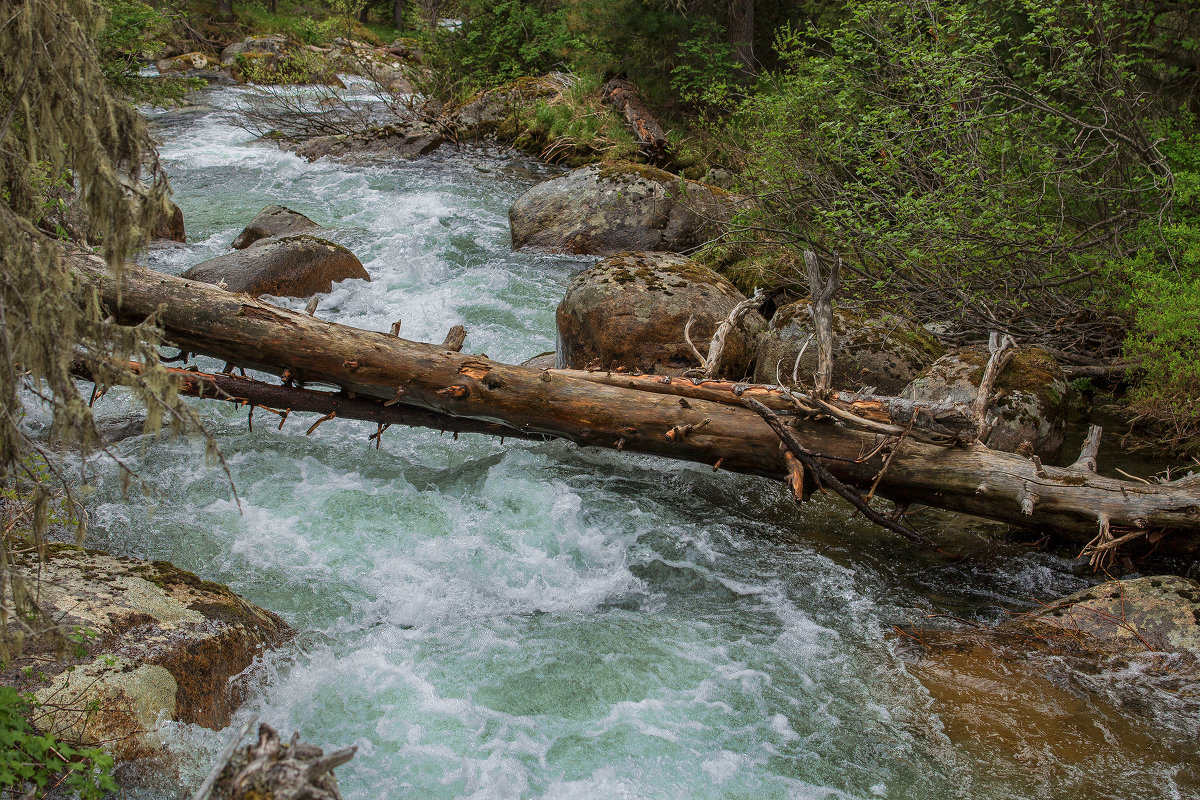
[
  {"left": 182, "top": 234, "right": 369, "bottom": 298},
  {"left": 8, "top": 546, "right": 291, "bottom": 760},
  {"left": 901, "top": 346, "right": 1068, "bottom": 460},
  {"left": 752, "top": 301, "right": 944, "bottom": 395},
  {"left": 293, "top": 122, "right": 446, "bottom": 163},
  {"left": 231, "top": 205, "right": 320, "bottom": 249},
  {"left": 556, "top": 252, "right": 765, "bottom": 376},
  {"left": 452, "top": 75, "right": 566, "bottom": 140},
  {"left": 509, "top": 162, "right": 737, "bottom": 256},
  {"left": 156, "top": 52, "right": 216, "bottom": 73}
]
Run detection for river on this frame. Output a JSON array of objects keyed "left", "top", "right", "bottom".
[{"left": 72, "top": 81, "right": 1199, "bottom": 799}]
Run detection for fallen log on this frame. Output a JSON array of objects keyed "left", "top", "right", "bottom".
[
  {"left": 73, "top": 256, "right": 1200, "bottom": 552},
  {"left": 602, "top": 78, "right": 670, "bottom": 165}
]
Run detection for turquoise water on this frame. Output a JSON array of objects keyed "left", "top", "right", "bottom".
[{"left": 72, "top": 84, "right": 1198, "bottom": 799}]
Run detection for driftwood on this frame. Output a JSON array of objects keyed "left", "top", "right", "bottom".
[
  {"left": 203, "top": 721, "right": 356, "bottom": 800},
  {"left": 601, "top": 78, "right": 670, "bottom": 164},
  {"left": 73, "top": 258, "right": 1200, "bottom": 555}
]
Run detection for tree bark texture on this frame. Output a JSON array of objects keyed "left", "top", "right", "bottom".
[
  {"left": 74, "top": 258, "right": 1200, "bottom": 550},
  {"left": 601, "top": 78, "right": 670, "bottom": 164},
  {"left": 728, "top": 0, "right": 755, "bottom": 75}
]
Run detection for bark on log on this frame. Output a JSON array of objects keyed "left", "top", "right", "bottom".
[
  {"left": 601, "top": 78, "right": 670, "bottom": 164},
  {"left": 74, "top": 257, "right": 1200, "bottom": 549}
]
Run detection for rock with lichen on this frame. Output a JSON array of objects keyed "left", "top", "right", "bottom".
[
  {"left": 901, "top": 345, "right": 1068, "bottom": 460},
  {"left": 182, "top": 234, "right": 369, "bottom": 298},
  {"left": 556, "top": 251, "right": 765, "bottom": 377},
  {"left": 292, "top": 123, "right": 446, "bottom": 163},
  {"left": 1010, "top": 575, "right": 1200, "bottom": 657},
  {"left": 232, "top": 205, "right": 321, "bottom": 249},
  {"left": 753, "top": 300, "right": 944, "bottom": 395},
  {"left": 4, "top": 545, "right": 291, "bottom": 760},
  {"left": 509, "top": 162, "right": 737, "bottom": 256}
]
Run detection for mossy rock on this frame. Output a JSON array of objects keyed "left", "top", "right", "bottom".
[
  {"left": 901, "top": 346, "right": 1068, "bottom": 460},
  {"left": 753, "top": 300, "right": 944, "bottom": 395},
  {"left": 292, "top": 122, "right": 446, "bottom": 164},
  {"left": 556, "top": 252, "right": 765, "bottom": 377},
  {"left": 182, "top": 234, "right": 369, "bottom": 299},
  {"left": 509, "top": 162, "right": 737, "bottom": 256},
  {"left": 9, "top": 545, "right": 292, "bottom": 760}
]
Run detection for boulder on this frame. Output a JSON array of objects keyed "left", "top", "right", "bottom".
[
  {"left": 451, "top": 75, "right": 566, "bottom": 139},
  {"left": 182, "top": 234, "right": 369, "bottom": 298},
  {"left": 752, "top": 301, "right": 944, "bottom": 395},
  {"left": 520, "top": 352, "right": 556, "bottom": 370},
  {"left": 556, "top": 252, "right": 765, "bottom": 377},
  {"left": 156, "top": 52, "right": 215, "bottom": 73},
  {"left": 509, "top": 162, "right": 737, "bottom": 256},
  {"left": 1012, "top": 576, "right": 1200, "bottom": 657},
  {"left": 231, "top": 205, "right": 320, "bottom": 249},
  {"left": 12, "top": 545, "right": 291, "bottom": 760},
  {"left": 151, "top": 201, "right": 186, "bottom": 243},
  {"left": 293, "top": 122, "right": 446, "bottom": 163},
  {"left": 221, "top": 35, "right": 289, "bottom": 65},
  {"left": 901, "top": 346, "right": 1068, "bottom": 460}
]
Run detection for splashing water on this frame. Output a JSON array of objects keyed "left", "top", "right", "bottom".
[{"left": 72, "top": 84, "right": 1200, "bottom": 799}]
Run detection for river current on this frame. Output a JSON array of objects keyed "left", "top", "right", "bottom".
[{"left": 69, "top": 82, "right": 1198, "bottom": 799}]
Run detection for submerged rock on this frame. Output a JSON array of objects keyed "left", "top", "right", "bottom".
[
  {"left": 293, "top": 122, "right": 446, "bottom": 163},
  {"left": 1011, "top": 575, "right": 1200, "bottom": 656},
  {"left": 509, "top": 162, "right": 737, "bottom": 256},
  {"left": 182, "top": 234, "right": 369, "bottom": 298},
  {"left": 901, "top": 346, "right": 1068, "bottom": 460},
  {"left": 231, "top": 205, "right": 321, "bottom": 249},
  {"left": 12, "top": 546, "right": 291, "bottom": 760},
  {"left": 753, "top": 301, "right": 943, "bottom": 395},
  {"left": 556, "top": 252, "right": 765, "bottom": 377}
]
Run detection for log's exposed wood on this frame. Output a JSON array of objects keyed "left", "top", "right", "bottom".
[
  {"left": 974, "top": 332, "right": 1016, "bottom": 439},
  {"left": 700, "top": 289, "right": 764, "bottom": 378},
  {"left": 602, "top": 78, "right": 670, "bottom": 164},
  {"left": 74, "top": 257, "right": 1200, "bottom": 548},
  {"left": 804, "top": 250, "right": 840, "bottom": 397},
  {"left": 441, "top": 324, "right": 466, "bottom": 352},
  {"left": 551, "top": 370, "right": 978, "bottom": 445}
]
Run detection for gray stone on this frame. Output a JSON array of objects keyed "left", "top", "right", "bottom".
[
  {"left": 293, "top": 122, "right": 446, "bottom": 163},
  {"left": 556, "top": 252, "right": 765, "bottom": 377},
  {"left": 509, "top": 162, "right": 738, "bottom": 256},
  {"left": 231, "top": 205, "right": 320, "bottom": 249},
  {"left": 753, "top": 301, "right": 944, "bottom": 395},
  {"left": 182, "top": 234, "right": 369, "bottom": 298},
  {"left": 901, "top": 346, "right": 1068, "bottom": 460}
]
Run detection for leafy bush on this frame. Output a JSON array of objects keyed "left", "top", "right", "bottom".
[
  {"left": 0, "top": 687, "right": 117, "bottom": 800},
  {"left": 423, "top": 1, "right": 580, "bottom": 95},
  {"left": 669, "top": 18, "right": 740, "bottom": 112},
  {"left": 1118, "top": 119, "right": 1200, "bottom": 450}
]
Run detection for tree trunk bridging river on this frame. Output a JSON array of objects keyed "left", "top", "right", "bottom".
[{"left": 73, "top": 255, "right": 1200, "bottom": 554}]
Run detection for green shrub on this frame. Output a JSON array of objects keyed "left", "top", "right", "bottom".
[{"left": 0, "top": 687, "right": 117, "bottom": 800}]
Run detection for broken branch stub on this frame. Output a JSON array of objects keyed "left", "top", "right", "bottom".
[{"left": 803, "top": 250, "right": 840, "bottom": 397}]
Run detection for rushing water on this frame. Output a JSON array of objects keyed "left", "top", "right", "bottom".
[{"left": 63, "top": 83, "right": 1200, "bottom": 799}]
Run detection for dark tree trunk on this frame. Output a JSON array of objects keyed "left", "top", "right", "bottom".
[
  {"left": 729, "top": 0, "right": 755, "bottom": 75},
  {"left": 358, "top": 5, "right": 369, "bottom": 24},
  {"left": 392, "top": 0, "right": 405, "bottom": 29}
]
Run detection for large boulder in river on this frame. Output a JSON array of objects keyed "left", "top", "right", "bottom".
[
  {"left": 509, "top": 162, "right": 737, "bottom": 256},
  {"left": 13, "top": 545, "right": 291, "bottom": 760},
  {"left": 753, "top": 301, "right": 944, "bottom": 395},
  {"left": 232, "top": 205, "right": 320, "bottom": 249},
  {"left": 556, "top": 252, "right": 765, "bottom": 377},
  {"left": 294, "top": 122, "right": 446, "bottom": 163},
  {"left": 182, "top": 234, "right": 369, "bottom": 298},
  {"left": 901, "top": 346, "right": 1068, "bottom": 460}
]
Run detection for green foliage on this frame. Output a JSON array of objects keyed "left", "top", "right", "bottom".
[
  {"left": 234, "top": 46, "right": 330, "bottom": 84},
  {"left": 727, "top": 0, "right": 1169, "bottom": 342},
  {"left": 1117, "top": 119, "right": 1200, "bottom": 449},
  {"left": 423, "top": 1, "right": 580, "bottom": 95},
  {"left": 0, "top": 687, "right": 117, "bottom": 800},
  {"left": 669, "top": 18, "right": 740, "bottom": 112},
  {"left": 511, "top": 74, "right": 637, "bottom": 164},
  {"left": 97, "top": 0, "right": 200, "bottom": 103}
]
